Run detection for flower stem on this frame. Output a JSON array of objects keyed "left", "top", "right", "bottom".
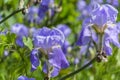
[
  {"left": 98, "top": 34, "right": 103, "bottom": 52},
  {"left": 59, "top": 55, "right": 97, "bottom": 80},
  {"left": 0, "top": 8, "right": 25, "bottom": 24}
]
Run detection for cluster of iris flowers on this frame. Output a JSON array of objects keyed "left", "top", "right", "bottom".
[{"left": 1, "top": 0, "right": 120, "bottom": 80}]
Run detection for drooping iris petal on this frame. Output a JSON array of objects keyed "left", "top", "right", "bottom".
[
  {"left": 103, "top": 40, "right": 112, "bottom": 55},
  {"left": 77, "top": 26, "right": 91, "bottom": 46},
  {"left": 43, "top": 63, "right": 60, "bottom": 77},
  {"left": 49, "top": 47, "right": 69, "bottom": 69},
  {"left": 18, "top": 76, "right": 35, "bottom": 80},
  {"left": 104, "top": 24, "right": 120, "bottom": 48},
  {"left": 30, "top": 49, "right": 40, "bottom": 71},
  {"left": 57, "top": 24, "right": 71, "bottom": 38}
]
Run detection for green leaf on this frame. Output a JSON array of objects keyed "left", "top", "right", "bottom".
[{"left": 23, "top": 37, "right": 33, "bottom": 50}]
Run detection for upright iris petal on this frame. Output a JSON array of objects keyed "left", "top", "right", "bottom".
[{"left": 91, "top": 4, "right": 118, "bottom": 27}]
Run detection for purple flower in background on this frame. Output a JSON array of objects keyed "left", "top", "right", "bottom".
[
  {"left": 38, "top": 0, "right": 55, "bottom": 20},
  {"left": 38, "top": 0, "right": 50, "bottom": 20},
  {"left": 57, "top": 24, "right": 71, "bottom": 54},
  {"left": 77, "top": 4, "right": 120, "bottom": 55},
  {"left": 4, "top": 50, "right": 9, "bottom": 56},
  {"left": 57, "top": 24, "right": 71, "bottom": 38},
  {"left": 11, "top": 23, "right": 29, "bottom": 47},
  {"left": 18, "top": 76, "right": 35, "bottom": 80},
  {"left": 26, "top": 6, "right": 42, "bottom": 24},
  {"left": 106, "top": 0, "right": 119, "bottom": 7},
  {"left": 29, "top": 27, "right": 37, "bottom": 37},
  {"left": 30, "top": 27, "right": 69, "bottom": 77},
  {"left": 77, "top": 0, "right": 86, "bottom": 11}
]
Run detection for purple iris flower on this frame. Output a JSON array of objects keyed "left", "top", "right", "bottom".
[
  {"left": 106, "top": 0, "right": 119, "bottom": 7},
  {"left": 38, "top": 0, "right": 55, "bottom": 20},
  {"left": 57, "top": 24, "right": 71, "bottom": 54},
  {"left": 11, "top": 23, "right": 29, "bottom": 47},
  {"left": 38, "top": 0, "right": 50, "bottom": 20},
  {"left": 77, "top": 0, "right": 86, "bottom": 11},
  {"left": 77, "top": 4, "right": 120, "bottom": 55},
  {"left": 18, "top": 76, "right": 35, "bottom": 80},
  {"left": 30, "top": 27, "right": 69, "bottom": 77},
  {"left": 26, "top": 6, "right": 42, "bottom": 24}
]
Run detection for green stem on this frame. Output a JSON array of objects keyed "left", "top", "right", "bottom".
[
  {"left": 98, "top": 34, "right": 103, "bottom": 52},
  {"left": 0, "top": 8, "right": 25, "bottom": 24},
  {"left": 59, "top": 55, "right": 97, "bottom": 80}
]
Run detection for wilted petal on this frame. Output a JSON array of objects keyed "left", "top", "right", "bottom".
[{"left": 30, "top": 49, "right": 40, "bottom": 71}]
